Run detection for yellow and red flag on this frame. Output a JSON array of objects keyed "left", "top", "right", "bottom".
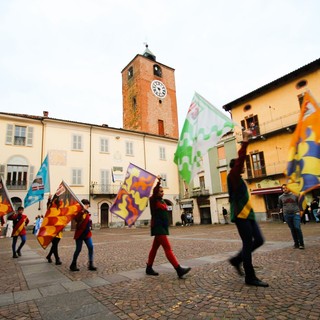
[
  {"left": 110, "top": 163, "right": 157, "bottom": 227},
  {"left": 285, "top": 91, "right": 320, "bottom": 208},
  {"left": 0, "top": 177, "right": 14, "bottom": 218},
  {"left": 37, "top": 180, "right": 83, "bottom": 249}
]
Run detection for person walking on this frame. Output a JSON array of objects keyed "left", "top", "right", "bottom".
[
  {"left": 44, "top": 195, "right": 62, "bottom": 265},
  {"left": 46, "top": 231, "right": 62, "bottom": 265},
  {"left": 227, "top": 130, "right": 269, "bottom": 287},
  {"left": 222, "top": 207, "right": 229, "bottom": 224},
  {"left": 146, "top": 176, "right": 191, "bottom": 278},
  {"left": 8, "top": 207, "right": 29, "bottom": 258},
  {"left": 70, "top": 199, "right": 97, "bottom": 272},
  {"left": 278, "top": 184, "right": 305, "bottom": 249}
]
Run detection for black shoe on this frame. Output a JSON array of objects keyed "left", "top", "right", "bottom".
[
  {"left": 293, "top": 244, "right": 299, "bottom": 249},
  {"left": 88, "top": 262, "right": 97, "bottom": 271},
  {"left": 146, "top": 265, "right": 159, "bottom": 276},
  {"left": 299, "top": 245, "right": 305, "bottom": 250},
  {"left": 175, "top": 265, "right": 191, "bottom": 279},
  {"left": 229, "top": 258, "right": 244, "bottom": 276},
  {"left": 55, "top": 260, "right": 62, "bottom": 265},
  {"left": 13, "top": 254, "right": 18, "bottom": 258},
  {"left": 46, "top": 256, "right": 52, "bottom": 263},
  {"left": 245, "top": 278, "right": 269, "bottom": 287},
  {"left": 69, "top": 264, "right": 80, "bottom": 272},
  {"left": 16, "top": 250, "right": 21, "bottom": 256}
]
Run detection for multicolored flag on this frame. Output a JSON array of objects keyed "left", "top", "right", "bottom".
[
  {"left": 24, "top": 155, "right": 50, "bottom": 208},
  {"left": 37, "top": 180, "right": 83, "bottom": 249},
  {"left": 0, "top": 177, "right": 14, "bottom": 217},
  {"left": 174, "top": 92, "right": 236, "bottom": 184},
  {"left": 110, "top": 163, "right": 157, "bottom": 227},
  {"left": 285, "top": 91, "right": 320, "bottom": 208}
]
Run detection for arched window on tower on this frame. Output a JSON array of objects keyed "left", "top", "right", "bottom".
[
  {"left": 153, "top": 65, "right": 162, "bottom": 77},
  {"left": 128, "top": 66, "right": 133, "bottom": 80},
  {"left": 132, "top": 97, "right": 137, "bottom": 112}
]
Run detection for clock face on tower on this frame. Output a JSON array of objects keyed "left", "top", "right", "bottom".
[{"left": 151, "top": 80, "right": 167, "bottom": 98}]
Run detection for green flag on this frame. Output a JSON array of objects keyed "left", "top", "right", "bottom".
[{"left": 174, "top": 92, "right": 236, "bottom": 184}]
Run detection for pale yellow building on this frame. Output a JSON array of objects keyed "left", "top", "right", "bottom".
[
  {"left": 0, "top": 112, "right": 180, "bottom": 228},
  {"left": 223, "top": 58, "right": 320, "bottom": 220}
]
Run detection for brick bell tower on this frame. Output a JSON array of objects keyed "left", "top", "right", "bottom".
[{"left": 121, "top": 45, "right": 179, "bottom": 139}]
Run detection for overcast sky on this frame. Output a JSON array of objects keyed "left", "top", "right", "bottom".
[{"left": 1, "top": 0, "right": 319, "bottom": 131}]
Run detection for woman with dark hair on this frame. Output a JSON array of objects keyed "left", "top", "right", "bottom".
[{"left": 146, "top": 176, "right": 191, "bottom": 278}]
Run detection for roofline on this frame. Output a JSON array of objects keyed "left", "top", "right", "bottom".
[
  {"left": 121, "top": 54, "right": 175, "bottom": 73},
  {"left": 0, "top": 112, "right": 178, "bottom": 142},
  {"left": 223, "top": 57, "right": 320, "bottom": 111}
]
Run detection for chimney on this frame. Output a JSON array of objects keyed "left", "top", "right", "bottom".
[{"left": 43, "top": 111, "right": 49, "bottom": 117}]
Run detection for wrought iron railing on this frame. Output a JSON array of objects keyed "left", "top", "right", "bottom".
[{"left": 90, "top": 184, "right": 120, "bottom": 195}]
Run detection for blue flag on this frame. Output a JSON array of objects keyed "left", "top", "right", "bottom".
[{"left": 24, "top": 155, "right": 50, "bottom": 208}]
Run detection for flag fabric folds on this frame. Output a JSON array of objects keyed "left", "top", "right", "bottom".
[
  {"left": 110, "top": 163, "right": 157, "bottom": 227},
  {"left": 24, "top": 155, "right": 50, "bottom": 208},
  {"left": 285, "top": 92, "right": 320, "bottom": 208},
  {"left": 37, "top": 180, "right": 83, "bottom": 249},
  {"left": 0, "top": 177, "right": 14, "bottom": 217},
  {"left": 174, "top": 92, "right": 236, "bottom": 184}
]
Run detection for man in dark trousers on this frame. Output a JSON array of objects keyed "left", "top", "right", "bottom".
[
  {"left": 222, "top": 207, "right": 229, "bottom": 224},
  {"left": 278, "top": 184, "right": 304, "bottom": 249},
  {"left": 227, "top": 130, "right": 268, "bottom": 287}
]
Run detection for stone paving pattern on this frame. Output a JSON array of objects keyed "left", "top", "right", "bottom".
[{"left": 0, "top": 222, "right": 320, "bottom": 319}]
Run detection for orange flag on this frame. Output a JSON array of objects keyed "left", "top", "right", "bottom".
[
  {"left": 0, "top": 177, "right": 14, "bottom": 218},
  {"left": 37, "top": 180, "right": 83, "bottom": 249},
  {"left": 285, "top": 91, "right": 320, "bottom": 209}
]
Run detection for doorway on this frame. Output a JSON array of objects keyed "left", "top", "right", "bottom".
[{"left": 101, "top": 203, "right": 109, "bottom": 228}]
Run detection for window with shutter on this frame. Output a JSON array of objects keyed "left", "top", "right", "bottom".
[
  {"left": 29, "top": 166, "right": 35, "bottom": 187},
  {"left": 245, "top": 155, "right": 253, "bottom": 178},
  {"left": 6, "top": 124, "right": 13, "bottom": 145},
  {"left": 100, "top": 170, "right": 110, "bottom": 193},
  {"left": 159, "top": 147, "right": 166, "bottom": 160},
  {"left": 26, "top": 127, "right": 34, "bottom": 146},
  {"left": 0, "top": 165, "right": 5, "bottom": 178},
  {"left": 72, "top": 135, "right": 82, "bottom": 150},
  {"left": 72, "top": 169, "right": 82, "bottom": 185},
  {"left": 125, "top": 141, "right": 133, "bottom": 156}
]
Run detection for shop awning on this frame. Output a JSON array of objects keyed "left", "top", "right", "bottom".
[{"left": 251, "top": 187, "right": 282, "bottom": 195}]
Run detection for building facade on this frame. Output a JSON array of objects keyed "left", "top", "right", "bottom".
[
  {"left": 0, "top": 112, "right": 180, "bottom": 228},
  {"left": 223, "top": 58, "right": 320, "bottom": 220}
]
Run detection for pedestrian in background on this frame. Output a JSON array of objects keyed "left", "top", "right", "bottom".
[
  {"left": 227, "top": 130, "right": 268, "bottom": 287},
  {"left": 146, "top": 176, "right": 191, "bottom": 278},
  {"left": 311, "top": 197, "right": 319, "bottom": 223},
  {"left": 279, "top": 184, "right": 305, "bottom": 249},
  {"left": 222, "top": 207, "right": 229, "bottom": 224}
]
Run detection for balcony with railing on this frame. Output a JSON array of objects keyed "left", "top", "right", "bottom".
[
  {"left": 243, "top": 160, "right": 287, "bottom": 181},
  {"left": 90, "top": 184, "right": 120, "bottom": 196},
  {"left": 241, "top": 111, "right": 299, "bottom": 140},
  {"left": 6, "top": 180, "right": 27, "bottom": 190},
  {"left": 190, "top": 187, "right": 210, "bottom": 198}
]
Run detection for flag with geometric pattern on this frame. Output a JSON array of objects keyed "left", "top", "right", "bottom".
[{"left": 37, "top": 180, "right": 83, "bottom": 249}]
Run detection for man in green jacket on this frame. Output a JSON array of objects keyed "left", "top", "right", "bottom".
[{"left": 227, "top": 130, "right": 268, "bottom": 287}]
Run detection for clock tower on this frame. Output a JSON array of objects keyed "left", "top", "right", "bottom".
[{"left": 121, "top": 45, "right": 179, "bottom": 139}]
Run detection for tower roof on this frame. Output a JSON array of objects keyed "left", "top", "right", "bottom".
[{"left": 143, "top": 44, "right": 156, "bottom": 61}]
